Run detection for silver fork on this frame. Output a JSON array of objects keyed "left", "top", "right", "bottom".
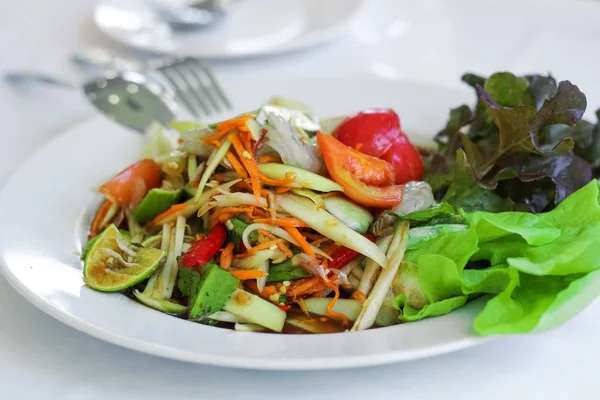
[
  {"left": 72, "top": 49, "right": 231, "bottom": 119},
  {"left": 157, "top": 57, "right": 231, "bottom": 118}
]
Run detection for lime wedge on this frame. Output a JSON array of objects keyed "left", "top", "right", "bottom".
[
  {"left": 83, "top": 225, "right": 165, "bottom": 292},
  {"left": 81, "top": 229, "right": 130, "bottom": 261},
  {"left": 133, "top": 188, "right": 182, "bottom": 224}
]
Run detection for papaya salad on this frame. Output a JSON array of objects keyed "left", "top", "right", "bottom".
[{"left": 83, "top": 72, "right": 600, "bottom": 335}]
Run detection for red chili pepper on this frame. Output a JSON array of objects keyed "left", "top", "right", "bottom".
[
  {"left": 179, "top": 224, "right": 227, "bottom": 269},
  {"left": 278, "top": 304, "right": 291, "bottom": 312},
  {"left": 328, "top": 234, "right": 376, "bottom": 270}
]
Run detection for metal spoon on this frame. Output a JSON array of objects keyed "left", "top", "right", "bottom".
[
  {"left": 149, "top": 0, "right": 234, "bottom": 30},
  {"left": 5, "top": 71, "right": 177, "bottom": 132}
]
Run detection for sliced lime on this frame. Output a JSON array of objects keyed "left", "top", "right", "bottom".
[
  {"left": 83, "top": 225, "right": 165, "bottom": 292},
  {"left": 133, "top": 188, "right": 182, "bottom": 224},
  {"left": 81, "top": 229, "right": 130, "bottom": 261}
]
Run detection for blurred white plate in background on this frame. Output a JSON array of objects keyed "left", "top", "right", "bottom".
[{"left": 94, "top": 0, "right": 365, "bottom": 59}]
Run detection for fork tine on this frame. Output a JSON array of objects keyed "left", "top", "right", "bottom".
[
  {"left": 183, "top": 59, "right": 222, "bottom": 113},
  {"left": 172, "top": 61, "right": 214, "bottom": 115},
  {"left": 190, "top": 58, "right": 232, "bottom": 110},
  {"left": 159, "top": 66, "right": 200, "bottom": 118}
]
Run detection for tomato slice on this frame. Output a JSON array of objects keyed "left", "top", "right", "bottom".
[
  {"left": 332, "top": 109, "right": 401, "bottom": 157},
  {"left": 99, "top": 159, "right": 162, "bottom": 206},
  {"left": 381, "top": 133, "right": 424, "bottom": 184},
  {"left": 317, "top": 132, "right": 403, "bottom": 208}
]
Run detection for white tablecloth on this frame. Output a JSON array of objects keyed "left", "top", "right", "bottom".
[{"left": 2, "top": 0, "right": 600, "bottom": 398}]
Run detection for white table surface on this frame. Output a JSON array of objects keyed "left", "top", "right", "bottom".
[{"left": 2, "top": 0, "right": 600, "bottom": 398}]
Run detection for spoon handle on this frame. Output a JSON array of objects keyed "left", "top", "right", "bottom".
[{"left": 4, "top": 72, "right": 77, "bottom": 90}]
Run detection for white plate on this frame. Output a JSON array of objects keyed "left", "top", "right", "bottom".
[
  {"left": 94, "top": 0, "right": 364, "bottom": 59},
  {"left": 0, "top": 75, "right": 491, "bottom": 370}
]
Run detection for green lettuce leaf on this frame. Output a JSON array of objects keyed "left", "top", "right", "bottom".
[
  {"left": 473, "top": 270, "right": 600, "bottom": 334},
  {"left": 396, "top": 295, "right": 468, "bottom": 322}
]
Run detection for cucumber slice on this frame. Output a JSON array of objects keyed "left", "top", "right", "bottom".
[
  {"left": 134, "top": 188, "right": 183, "bottom": 224},
  {"left": 83, "top": 225, "right": 165, "bottom": 292},
  {"left": 303, "top": 298, "right": 362, "bottom": 321},
  {"left": 323, "top": 195, "right": 373, "bottom": 234},
  {"left": 133, "top": 290, "right": 187, "bottom": 315},
  {"left": 258, "top": 163, "right": 343, "bottom": 192},
  {"left": 223, "top": 289, "right": 286, "bottom": 332},
  {"left": 188, "top": 264, "right": 240, "bottom": 320}
]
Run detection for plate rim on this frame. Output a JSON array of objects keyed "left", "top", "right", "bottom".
[
  {"left": 93, "top": 0, "right": 366, "bottom": 59},
  {"left": 0, "top": 77, "right": 495, "bottom": 369}
]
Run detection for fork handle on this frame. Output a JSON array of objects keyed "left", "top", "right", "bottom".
[{"left": 4, "top": 72, "right": 77, "bottom": 89}]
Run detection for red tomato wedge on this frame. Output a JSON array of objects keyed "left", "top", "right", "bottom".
[
  {"left": 332, "top": 109, "right": 401, "bottom": 157},
  {"left": 99, "top": 159, "right": 162, "bottom": 206},
  {"left": 317, "top": 132, "right": 403, "bottom": 208},
  {"left": 381, "top": 133, "right": 424, "bottom": 184}
]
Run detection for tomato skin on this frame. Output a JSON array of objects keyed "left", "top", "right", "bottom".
[
  {"left": 99, "top": 159, "right": 162, "bottom": 205},
  {"left": 381, "top": 133, "right": 424, "bottom": 184},
  {"left": 332, "top": 109, "right": 401, "bottom": 157},
  {"left": 317, "top": 132, "right": 403, "bottom": 208}
]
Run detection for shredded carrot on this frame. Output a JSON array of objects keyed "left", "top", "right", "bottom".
[
  {"left": 287, "top": 277, "right": 327, "bottom": 299},
  {"left": 236, "top": 239, "right": 284, "bottom": 257},
  {"left": 230, "top": 269, "right": 268, "bottom": 280},
  {"left": 225, "top": 151, "right": 248, "bottom": 178},
  {"left": 284, "top": 227, "right": 315, "bottom": 258},
  {"left": 350, "top": 290, "right": 367, "bottom": 302},
  {"left": 90, "top": 200, "right": 113, "bottom": 238},
  {"left": 254, "top": 218, "right": 309, "bottom": 228},
  {"left": 274, "top": 186, "right": 293, "bottom": 193},
  {"left": 229, "top": 133, "right": 262, "bottom": 202},
  {"left": 203, "top": 114, "right": 256, "bottom": 144},
  {"left": 208, "top": 139, "right": 223, "bottom": 148},
  {"left": 240, "top": 130, "right": 254, "bottom": 153},
  {"left": 150, "top": 203, "right": 187, "bottom": 225},
  {"left": 323, "top": 280, "right": 349, "bottom": 324},
  {"left": 259, "top": 171, "right": 297, "bottom": 186},
  {"left": 258, "top": 229, "right": 294, "bottom": 258},
  {"left": 219, "top": 242, "right": 235, "bottom": 270},
  {"left": 258, "top": 155, "right": 282, "bottom": 163},
  {"left": 245, "top": 281, "right": 277, "bottom": 297}
]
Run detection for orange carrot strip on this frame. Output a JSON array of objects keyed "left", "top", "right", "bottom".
[
  {"left": 275, "top": 186, "right": 293, "bottom": 193},
  {"left": 284, "top": 226, "right": 316, "bottom": 258},
  {"left": 245, "top": 281, "right": 277, "bottom": 297},
  {"left": 202, "top": 114, "right": 257, "bottom": 144},
  {"left": 254, "top": 218, "right": 309, "bottom": 228},
  {"left": 258, "top": 155, "right": 282, "bottom": 163},
  {"left": 219, "top": 242, "right": 235, "bottom": 270},
  {"left": 350, "top": 290, "right": 367, "bottom": 302},
  {"left": 258, "top": 229, "right": 293, "bottom": 258},
  {"left": 259, "top": 171, "right": 297, "bottom": 186},
  {"left": 325, "top": 243, "right": 341, "bottom": 256},
  {"left": 287, "top": 277, "right": 326, "bottom": 299},
  {"left": 90, "top": 200, "right": 113, "bottom": 238},
  {"left": 230, "top": 269, "right": 268, "bottom": 280},
  {"left": 229, "top": 133, "right": 261, "bottom": 202},
  {"left": 150, "top": 203, "right": 187, "bottom": 225},
  {"left": 225, "top": 151, "right": 249, "bottom": 178},
  {"left": 236, "top": 239, "right": 284, "bottom": 257},
  {"left": 323, "top": 280, "right": 349, "bottom": 324}
]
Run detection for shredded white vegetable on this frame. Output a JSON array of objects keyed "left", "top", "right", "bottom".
[
  {"left": 114, "top": 236, "right": 137, "bottom": 258},
  {"left": 352, "top": 221, "right": 409, "bottom": 331},
  {"left": 241, "top": 223, "right": 331, "bottom": 259},
  {"left": 100, "top": 248, "right": 140, "bottom": 268},
  {"left": 358, "top": 235, "right": 393, "bottom": 296},
  {"left": 232, "top": 249, "right": 285, "bottom": 269}
]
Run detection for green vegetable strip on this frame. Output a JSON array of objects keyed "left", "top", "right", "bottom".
[{"left": 352, "top": 221, "right": 409, "bottom": 331}]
